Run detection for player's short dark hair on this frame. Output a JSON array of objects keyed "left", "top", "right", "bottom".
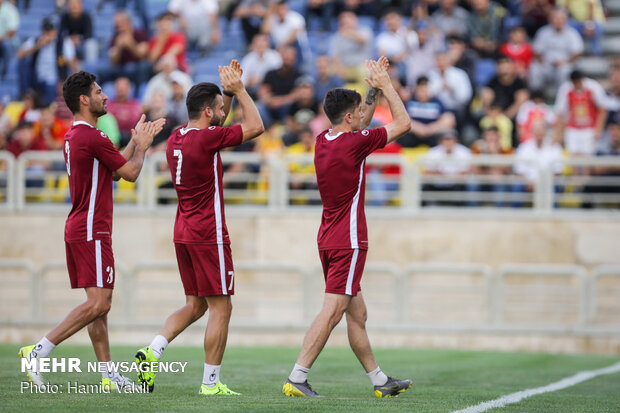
[
  {"left": 416, "top": 76, "right": 429, "bottom": 86},
  {"left": 186, "top": 82, "right": 221, "bottom": 120},
  {"left": 323, "top": 88, "right": 361, "bottom": 125},
  {"left": 63, "top": 71, "right": 97, "bottom": 114},
  {"left": 570, "top": 70, "right": 584, "bottom": 81}
]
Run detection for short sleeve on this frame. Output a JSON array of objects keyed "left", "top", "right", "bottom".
[
  {"left": 203, "top": 125, "right": 243, "bottom": 150},
  {"left": 90, "top": 131, "right": 127, "bottom": 171},
  {"left": 355, "top": 127, "right": 388, "bottom": 159}
]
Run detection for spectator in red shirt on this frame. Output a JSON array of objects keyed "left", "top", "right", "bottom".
[
  {"left": 98, "top": 10, "right": 152, "bottom": 89},
  {"left": 6, "top": 121, "right": 47, "bottom": 158},
  {"left": 499, "top": 26, "right": 534, "bottom": 79},
  {"left": 148, "top": 12, "right": 188, "bottom": 73},
  {"left": 106, "top": 76, "right": 143, "bottom": 147},
  {"left": 33, "top": 107, "right": 70, "bottom": 150}
]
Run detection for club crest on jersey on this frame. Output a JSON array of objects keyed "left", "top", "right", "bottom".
[
  {"left": 100, "top": 131, "right": 108, "bottom": 139},
  {"left": 361, "top": 130, "right": 369, "bottom": 136},
  {"left": 208, "top": 126, "right": 217, "bottom": 130}
]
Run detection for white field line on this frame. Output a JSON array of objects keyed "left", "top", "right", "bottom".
[{"left": 452, "top": 361, "right": 620, "bottom": 413}]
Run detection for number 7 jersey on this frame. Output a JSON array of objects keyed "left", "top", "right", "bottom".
[{"left": 166, "top": 124, "right": 243, "bottom": 244}]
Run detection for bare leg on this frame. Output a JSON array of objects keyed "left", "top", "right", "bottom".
[
  {"left": 88, "top": 315, "right": 111, "bottom": 362},
  {"left": 158, "top": 295, "right": 208, "bottom": 343},
  {"left": 46, "top": 287, "right": 113, "bottom": 345},
  {"left": 295, "top": 293, "right": 350, "bottom": 368},
  {"left": 203, "top": 295, "right": 232, "bottom": 365},
  {"left": 345, "top": 292, "right": 378, "bottom": 373}
]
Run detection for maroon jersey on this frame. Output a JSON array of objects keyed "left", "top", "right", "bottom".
[
  {"left": 166, "top": 125, "right": 243, "bottom": 244},
  {"left": 63, "top": 121, "right": 127, "bottom": 242},
  {"left": 314, "top": 127, "right": 387, "bottom": 250}
]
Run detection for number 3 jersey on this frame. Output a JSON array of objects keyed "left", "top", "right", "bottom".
[
  {"left": 63, "top": 121, "right": 127, "bottom": 243},
  {"left": 166, "top": 125, "right": 243, "bottom": 245}
]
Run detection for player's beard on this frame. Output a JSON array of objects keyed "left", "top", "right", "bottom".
[
  {"left": 89, "top": 100, "right": 107, "bottom": 118},
  {"left": 210, "top": 114, "right": 223, "bottom": 127}
]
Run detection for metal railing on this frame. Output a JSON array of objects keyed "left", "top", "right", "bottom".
[
  {"left": 1, "top": 259, "right": 619, "bottom": 334},
  {"left": 3, "top": 150, "right": 620, "bottom": 214}
]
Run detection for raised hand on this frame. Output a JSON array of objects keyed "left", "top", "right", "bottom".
[
  {"left": 229, "top": 59, "right": 243, "bottom": 78},
  {"left": 378, "top": 56, "right": 390, "bottom": 71},
  {"left": 219, "top": 65, "right": 244, "bottom": 95},
  {"left": 364, "top": 59, "right": 391, "bottom": 91},
  {"left": 132, "top": 114, "right": 166, "bottom": 150}
]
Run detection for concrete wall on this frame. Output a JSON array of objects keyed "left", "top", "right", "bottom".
[{"left": 1, "top": 212, "right": 619, "bottom": 269}]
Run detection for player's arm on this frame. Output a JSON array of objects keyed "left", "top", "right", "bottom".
[
  {"left": 360, "top": 57, "right": 389, "bottom": 129},
  {"left": 220, "top": 65, "right": 264, "bottom": 142},
  {"left": 114, "top": 115, "right": 166, "bottom": 182},
  {"left": 221, "top": 60, "right": 243, "bottom": 123},
  {"left": 366, "top": 59, "right": 409, "bottom": 143}
]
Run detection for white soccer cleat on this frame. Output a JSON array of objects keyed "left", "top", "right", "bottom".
[{"left": 18, "top": 344, "right": 46, "bottom": 389}]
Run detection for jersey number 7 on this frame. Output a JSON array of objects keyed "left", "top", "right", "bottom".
[{"left": 173, "top": 149, "right": 183, "bottom": 185}]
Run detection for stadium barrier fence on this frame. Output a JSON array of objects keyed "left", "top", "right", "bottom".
[
  {"left": 3, "top": 150, "right": 620, "bottom": 214},
  {"left": 1, "top": 259, "right": 618, "bottom": 335}
]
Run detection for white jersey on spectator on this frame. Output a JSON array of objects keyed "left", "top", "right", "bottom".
[
  {"left": 533, "top": 25, "right": 584, "bottom": 64},
  {"left": 425, "top": 143, "right": 472, "bottom": 175},
  {"left": 267, "top": 10, "right": 306, "bottom": 47},
  {"left": 240, "top": 49, "right": 282, "bottom": 85},
  {"left": 514, "top": 139, "right": 564, "bottom": 183},
  {"left": 376, "top": 28, "right": 418, "bottom": 61}
]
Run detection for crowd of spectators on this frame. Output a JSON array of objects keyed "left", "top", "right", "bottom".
[{"left": 0, "top": 0, "right": 619, "bottom": 208}]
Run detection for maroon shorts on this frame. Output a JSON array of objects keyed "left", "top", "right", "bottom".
[
  {"left": 65, "top": 240, "right": 116, "bottom": 289},
  {"left": 319, "top": 248, "right": 367, "bottom": 296},
  {"left": 175, "top": 243, "right": 235, "bottom": 296}
]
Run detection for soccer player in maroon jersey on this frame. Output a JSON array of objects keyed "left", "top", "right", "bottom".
[
  {"left": 283, "top": 58, "right": 413, "bottom": 398},
  {"left": 134, "top": 61, "right": 264, "bottom": 396},
  {"left": 18, "top": 71, "right": 165, "bottom": 390}
]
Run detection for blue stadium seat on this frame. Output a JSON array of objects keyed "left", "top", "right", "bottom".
[{"left": 474, "top": 59, "right": 497, "bottom": 87}]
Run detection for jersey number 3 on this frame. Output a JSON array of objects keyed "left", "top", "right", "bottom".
[{"left": 173, "top": 149, "right": 183, "bottom": 185}]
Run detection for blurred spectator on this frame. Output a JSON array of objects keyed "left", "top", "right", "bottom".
[
  {"left": 284, "top": 76, "right": 319, "bottom": 144},
  {"left": 520, "top": 0, "right": 554, "bottom": 38},
  {"left": 240, "top": 33, "right": 282, "bottom": 95},
  {"left": 258, "top": 45, "right": 302, "bottom": 124},
  {"left": 467, "top": 0, "right": 506, "bottom": 58},
  {"left": 558, "top": 0, "right": 605, "bottom": 56},
  {"left": 428, "top": 52, "right": 472, "bottom": 123},
  {"left": 423, "top": 129, "right": 472, "bottom": 206},
  {"left": 17, "top": 18, "right": 77, "bottom": 105},
  {"left": 33, "top": 106, "right": 69, "bottom": 150},
  {"left": 0, "top": 0, "right": 19, "bottom": 79},
  {"left": 514, "top": 120, "right": 563, "bottom": 192},
  {"left": 480, "top": 101, "right": 513, "bottom": 151},
  {"left": 515, "top": 89, "right": 555, "bottom": 144},
  {"left": 142, "top": 55, "right": 192, "bottom": 105},
  {"left": 18, "top": 90, "right": 42, "bottom": 123},
  {"left": 313, "top": 55, "right": 344, "bottom": 101},
  {"left": 112, "top": 0, "right": 150, "bottom": 35},
  {"left": 405, "top": 20, "right": 443, "bottom": 88},
  {"left": 167, "top": 79, "right": 188, "bottom": 125},
  {"left": 376, "top": 9, "right": 418, "bottom": 66},
  {"left": 146, "top": 91, "right": 176, "bottom": 150},
  {"left": 499, "top": 26, "right": 534, "bottom": 79},
  {"left": 98, "top": 11, "right": 151, "bottom": 89},
  {"left": 58, "top": 0, "right": 97, "bottom": 64},
  {"left": 404, "top": 76, "right": 456, "bottom": 147},
  {"left": 329, "top": 11, "right": 372, "bottom": 85},
  {"left": 470, "top": 126, "right": 512, "bottom": 206},
  {"left": 233, "top": 0, "right": 270, "bottom": 46},
  {"left": 53, "top": 81, "right": 73, "bottom": 122},
  {"left": 106, "top": 77, "right": 142, "bottom": 147},
  {"left": 148, "top": 12, "right": 188, "bottom": 73},
  {"left": 261, "top": 0, "right": 307, "bottom": 48},
  {"left": 286, "top": 127, "right": 318, "bottom": 204},
  {"left": 0, "top": 101, "right": 13, "bottom": 145},
  {"left": 446, "top": 34, "right": 476, "bottom": 86},
  {"left": 6, "top": 121, "right": 46, "bottom": 158},
  {"left": 529, "top": 8, "right": 584, "bottom": 94},
  {"left": 306, "top": 0, "right": 337, "bottom": 32},
  {"left": 367, "top": 139, "right": 403, "bottom": 206},
  {"left": 555, "top": 70, "right": 613, "bottom": 156},
  {"left": 168, "top": 0, "right": 220, "bottom": 55},
  {"left": 96, "top": 113, "right": 121, "bottom": 147},
  {"left": 607, "top": 66, "right": 620, "bottom": 124},
  {"left": 481, "top": 56, "right": 528, "bottom": 120},
  {"left": 584, "top": 119, "right": 620, "bottom": 208},
  {"left": 431, "top": 0, "right": 469, "bottom": 37},
  {"left": 337, "top": 0, "right": 376, "bottom": 16}
]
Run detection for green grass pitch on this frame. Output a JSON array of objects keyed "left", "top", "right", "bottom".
[{"left": 1, "top": 344, "right": 619, "bottom": 412}]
